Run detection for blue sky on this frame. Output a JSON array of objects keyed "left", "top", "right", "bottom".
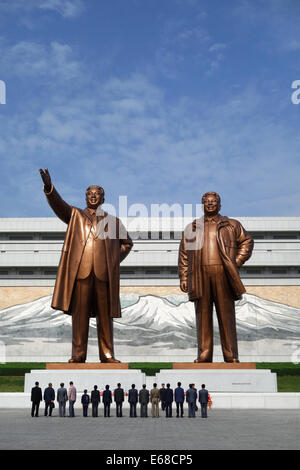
[{"left": 0, "top": 0, "right": 300, "bottom": 217}]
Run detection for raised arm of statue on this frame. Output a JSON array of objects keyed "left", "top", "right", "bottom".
[
  {"left": 39, "top": 168, "right": 72, "bottom": 225},
  {"left": 178, "top": 234, "right": 188, "bottom": 293}
]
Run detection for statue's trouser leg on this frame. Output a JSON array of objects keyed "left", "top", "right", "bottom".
[
  {"left": 69, "top": 276, "right": 93, "bottom": 361},
  {"left": 209, "top": 265, "right": 238, "bottom": 362},
  {"left": 94, "top": 278, "right": 114, "bottom": 362},
  {"left": 195, "top": 267, "right": 214, "bottom": 362}
]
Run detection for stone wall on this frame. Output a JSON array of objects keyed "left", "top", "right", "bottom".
[
  {"left": 1, "top": 285, "right": 300, "bottom": 310},
  {"left": 0, "top": 287, "right": 54, "bottom": 310}
]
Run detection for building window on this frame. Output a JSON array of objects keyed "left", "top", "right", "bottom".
[
  {"left": 271, "top": 269, "right": 287, "bottom": 274},
  {"left": 44, "top": 270, "right": 57, "bottom": 276},
  {"left": 10, "top": 235, "right": 33, "bottom": 240},
  {"left": 249, "top": 233, "right": 264, "bottom": 239},
  {"left": 18, "top": 270, "right": 34, "bottom": 275},
  {"left": 273, "top": 235, "right": 297, "bottom": 240},
  {"left": 245, "top": 268, "right": 262, "bottom": 275},
  {"left": 147, "top": 232, "right": 163, "bottom": 240},
  {"left": 41, "top": 234, "right": 65, "bottom": 240}
]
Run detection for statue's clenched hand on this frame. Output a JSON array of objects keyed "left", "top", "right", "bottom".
[
  {"left": 180, "top": 280, "right": 188, "bottom": 293},
  {"left": 39, "top": 168, "right": 52, "bottom": 192}
]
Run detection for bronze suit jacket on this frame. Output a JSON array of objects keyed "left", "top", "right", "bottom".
[
  {"left": 178, "top": 215, "right": 254, "bottom": 301},
  {"left": 45, "top": 185, "right": 133, "bottom": 317}
]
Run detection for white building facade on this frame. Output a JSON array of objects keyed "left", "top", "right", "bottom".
[
  {"left": 0, "top": 217, "right": 299, "bottom": 363},
  {"left": 0, "top": 216, "right": 300, "bottom": 288}
]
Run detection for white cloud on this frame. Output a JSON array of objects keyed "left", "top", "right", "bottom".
[
  {"left": 39, "top": 0, "right": 85, "bottom": 18},
  {"left": 283, "top": 40, "right": 300, "bottom": 52},
  {"left": 209, "top": 43, "right": 226, "bottom": 52},
  {"left": 0, "top": 36, "right": 300, "bottom": 217},
  {"left": 1, "top": 40, "right": 82, "bottom": 81},
  {"left": 155, "top": 16, "right": 228, "bottom": 78},
  {"left": 16, "top": 76, "right": 300, "bottom": 214},
  {"left": 0, "top": 0, "right": 85, "bottom": 18},
  {"left": 232, "top": 0, "right": 300, "bottom": 56}
]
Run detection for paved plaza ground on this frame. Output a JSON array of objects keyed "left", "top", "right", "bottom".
[{"left": 0, "top": 409, "right": 299, "bottom": 450}]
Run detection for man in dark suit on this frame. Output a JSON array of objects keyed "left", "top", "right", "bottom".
[
  {"left": 139, "top": 384, "right": 149, "bottom": 417},
  {"left": 198, "top": 384, "right": 209, "bottom": 418},
  {"left": 57, "top": 382, "right": 68, "bottom": 417},
  {"left": 159, "top": 383, "right": 166, "bottom": 411},
  {"left": 128, "top": 384, "right": 138, "bottom": 418},
  {"left": 114, "top": 383, "right": 124, "bottom": 417},
  {"left": 31, "top": 381, "right": 42, "bottom": 417},
  {"left": 103, "top": 385, "right": 112, "bottom": 417},
  {"left": 44, "top": 383, "right": 55, "bottom": 417},
  {"left": 174, "top": 381, "right": 184, "bottom": 418},
  {"left": 81, "top": 389, "right": 90, "bottom": 417},
  {"left": 165, "top": 383, "right": 173, "bottom": 418},
  {"left": 186, "top": 384, "right": 197, "bottom": 418},
  {"left": 91, "top": 385, "right": 100, "bottom": 417}
]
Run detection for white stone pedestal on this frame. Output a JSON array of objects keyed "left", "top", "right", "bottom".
[
  {"left": 24, "top": 369, "right": 146, "bottom": 393},
  {"left": 155, "top": 369, "right": 277, "bottom": 392},
  {"left": 24, "top": 368, "right": 277, "bottom": 394}
]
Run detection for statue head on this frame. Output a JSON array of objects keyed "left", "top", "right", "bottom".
[
  {"left": 202, "top": 191, "right": 221, "bottom": 216},
  {"left": 85, "top": 185, "right": 105, "bottom": 209}
]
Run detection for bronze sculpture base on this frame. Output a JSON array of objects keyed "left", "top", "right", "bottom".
[
  {"left": 46, "top": 362, "right": 255, "bottom": 370},
  {"left": 172, "top": 363, "right": 256, "bottom": 369},
  {"left": 68, "top": 357, "right": 120, "bottom": 364},
  {"left": 46, "top": 363, "right": 129, "bottom": 370}
]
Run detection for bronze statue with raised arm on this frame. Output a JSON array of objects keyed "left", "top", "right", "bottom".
[
  {"left": 178, "top": 192, "right": 254, "bottom": 363},
  {"left": 39, "top": 168, "right": 133, "bottom": 363}
]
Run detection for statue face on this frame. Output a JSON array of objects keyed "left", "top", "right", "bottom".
[
  {"left": 203, "top": 195, "right": 220, "bottom": 216},
  {"left": 85, "top": 186, "right": 104, "bottom": 209}
]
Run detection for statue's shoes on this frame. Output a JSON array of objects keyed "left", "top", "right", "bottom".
[
  {"left": 68, "top": 358, "right": 86, "bottom": 363},
  {"left": 102, "top": 358, "right": 121, "bottom": 363},
  {"left": 194, "top": 358, "right": 211, "bottom": 363}
]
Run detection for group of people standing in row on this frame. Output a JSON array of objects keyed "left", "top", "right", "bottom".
[{"left": 31, "top": 381, "right": 211, "bottom": 419}]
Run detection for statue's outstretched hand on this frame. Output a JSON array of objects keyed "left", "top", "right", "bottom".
[{"left": 39, "top": 168, "right": 52, "bottom": 191}]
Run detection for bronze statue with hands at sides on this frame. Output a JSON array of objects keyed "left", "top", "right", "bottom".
[
  {"left": 178, "top": 192, "right": 254, "bottom": 363},
  {"left": 39, "top": 168, "right": 133, "bottom": 363}
]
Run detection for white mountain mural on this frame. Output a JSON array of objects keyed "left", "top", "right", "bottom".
[{"left": 0, "top": 293, "right": 299, "bottom": 361}]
